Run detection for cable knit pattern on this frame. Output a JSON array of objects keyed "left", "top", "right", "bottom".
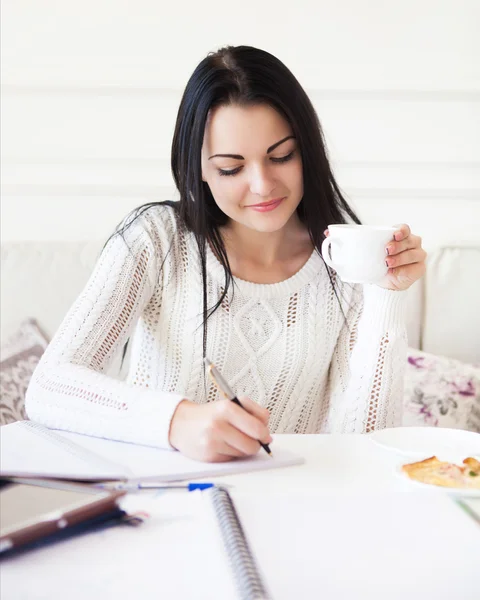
[{"left": 26, "top": 205, "right": 408, "bottom": 449}]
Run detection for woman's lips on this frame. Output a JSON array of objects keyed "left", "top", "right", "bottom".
[{"left": 247, "top": 197, "right": 285, "bottom": 212}]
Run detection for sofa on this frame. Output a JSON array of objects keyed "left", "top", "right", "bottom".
[{"left": 1, "top": 237, "right": 479, "bottom": 431}]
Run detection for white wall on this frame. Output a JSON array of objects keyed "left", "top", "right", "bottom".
[{"left": 1, "top": 0, "right": 479, "bottom": 247}]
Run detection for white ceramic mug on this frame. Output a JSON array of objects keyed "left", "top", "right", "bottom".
[{"left": 321, "top": 224, "right": 396, "bottom": 284}]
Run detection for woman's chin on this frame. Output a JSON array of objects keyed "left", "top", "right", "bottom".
[
  {"left": 222, "top": 201, "right": 300, "bottom": 234},
  {"left": 246, "top": 207, "right": 300, "bottom": 234}
]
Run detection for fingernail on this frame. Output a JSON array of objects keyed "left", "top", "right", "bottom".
[
  {"left": 385, "top": 260, "right": 389, "bottom": 268},
  {"left": 385, "top": 246, "right": 390, "bottom": 255}
]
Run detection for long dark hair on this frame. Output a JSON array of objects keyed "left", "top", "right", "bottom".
[{"left": 116, "top": 45, "right": 360, "bottom": 358}]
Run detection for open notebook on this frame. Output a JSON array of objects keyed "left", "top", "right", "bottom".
[
  {"left": 2, "top": 486, "right": 479, "bottom": 600},
  {"left": 0, "top": 421, "right": 304, "bottom": 483}
]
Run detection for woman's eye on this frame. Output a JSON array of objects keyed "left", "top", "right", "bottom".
[
  {"left": 217, "top": 150, "right": 295, "bottom": 176},
  {"left": 270, "top": 150, "right": 295, "bottom": 164},
  {"left": 218, "top": 167, "right": 242, "bottom": 177}
]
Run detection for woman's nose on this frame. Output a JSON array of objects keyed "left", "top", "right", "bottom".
[{"left": 249, "top": 166, "right": 276, "bottom": 197}]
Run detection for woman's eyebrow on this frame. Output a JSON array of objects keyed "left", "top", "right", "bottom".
[
  {"left": 208, "top": 135, "right": 295, "bottom": 160},
  {"left": 266, "top": 135, "right": 295, "bottom": 154}
]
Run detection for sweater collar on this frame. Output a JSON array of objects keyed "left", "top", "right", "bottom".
[{"left": 205, "top": 242, "right": 324, "bottom": 299}]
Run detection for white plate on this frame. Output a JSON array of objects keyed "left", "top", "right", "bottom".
[
  {"left": 368, "top": 427, "right": 480, "bottom": 460},
  {"left": 396, "top": 463, "right": 480, "bottom": 498}
]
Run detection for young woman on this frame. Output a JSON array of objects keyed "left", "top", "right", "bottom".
[{"left": 26, "top": 46, "right": 426, "bottom": 462}]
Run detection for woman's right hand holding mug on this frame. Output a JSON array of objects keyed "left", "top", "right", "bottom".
[{"left": 168, "top": 397, "right": 272, "bottom": 462}]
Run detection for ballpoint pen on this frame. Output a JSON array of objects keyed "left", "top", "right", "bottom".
[
  {"left": 95, "top": 482, "right": 215, "bottom": 492},
  {"left": 204, "top": 357, "right": 272, "bottom": 457}
]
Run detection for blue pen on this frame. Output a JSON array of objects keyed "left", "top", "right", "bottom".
[{"left": 95, "top": 482, "right": 215, "bottom": 492}]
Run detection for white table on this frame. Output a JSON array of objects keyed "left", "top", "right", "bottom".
[
  {"left": 200, "top": 433, "right": 419, "bottom": 492},
  {"left": 1, "top": 434, "right": 479, "bottom": 600}
]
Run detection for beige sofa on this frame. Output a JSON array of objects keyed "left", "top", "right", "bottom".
[{"left": 2, "top": 239, "right": 479, "bottom": 362}]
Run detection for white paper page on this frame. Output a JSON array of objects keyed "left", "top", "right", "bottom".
[
  {"left": 0, "top": 492, "right": 239, "bottom": 600},
  {"left": 0, "top": 422, "right": 125, "bottom": 480},
  {"left": 0, "top": 421, "right": 303, "bottom": 482},
  {"left": 232, "top": 490, "right": 480, "bottom": 600},
  {"left": 55, "top": 429, "right": 304, "bottom": 482}
]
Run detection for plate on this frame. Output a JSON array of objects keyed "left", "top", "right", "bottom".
[{"left": 368, "top": 427, "right": 480, "bottom": 460}]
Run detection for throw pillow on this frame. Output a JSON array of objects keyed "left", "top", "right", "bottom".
[
  {"left": 0, "top": 319, "right": 49, "bottom": 425},
  {"left": 403, "top": 348, "right": 480, "bottom": 433}
]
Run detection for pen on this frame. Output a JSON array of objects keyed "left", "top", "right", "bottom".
[
  {"left": 95, "top": 482, "right": 215, "bottom": 492},
  {"left": 204, "top": 357, "right": 272, "bottom": 457}
]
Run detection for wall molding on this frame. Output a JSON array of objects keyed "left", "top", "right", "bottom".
[
  {"left": 2, "top": 185, "right": 477, "bottom": 201},
  {"left": 3, "top": 157, "right": 479, "bottom": 168},
  {"left": 3, "top": 85, "right": 480, "bottom": 103},
  {"left": 2, "top": 159, "right": 478, "bottom": 199}
]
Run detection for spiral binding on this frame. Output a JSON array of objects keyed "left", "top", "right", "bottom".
[{"left": 210, "top": 486, "right": 271, "bottom": 600}]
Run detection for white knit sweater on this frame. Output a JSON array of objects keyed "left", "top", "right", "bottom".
[{"left": 26, "top": 205, "right": 408, "bottom": 449}]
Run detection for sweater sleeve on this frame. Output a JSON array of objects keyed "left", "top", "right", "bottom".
[
  {"left": 326, "top": 283, "right": 408, "bottom": 433},
  {"left": 25, "top": 212, "right": 184, "bottom": 449}
]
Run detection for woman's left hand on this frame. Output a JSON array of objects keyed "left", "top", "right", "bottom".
[{"left": 380, "top": 224, "right": 427, "bottom": 291}]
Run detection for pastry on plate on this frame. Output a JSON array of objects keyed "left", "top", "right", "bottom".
[{"left": 401, "top": 456, "right": 480, "bottom": 489}]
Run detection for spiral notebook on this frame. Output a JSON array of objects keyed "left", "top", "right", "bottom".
[
  {"left": 0, "top": 421, "right": 304, "bottom": 483},
  {"left": 5, "top": 486, "right": 479, "bottom": 600},
  {"left": 207, "top": 486, "right": 271, "bottom": 600}
]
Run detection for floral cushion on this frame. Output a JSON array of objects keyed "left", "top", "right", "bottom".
[
  {"left": 403, "top": 348, "right": 480, "bottom": 432},
  {"left": 0, "top": 319, "right": 49, "bottom": 425}
]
